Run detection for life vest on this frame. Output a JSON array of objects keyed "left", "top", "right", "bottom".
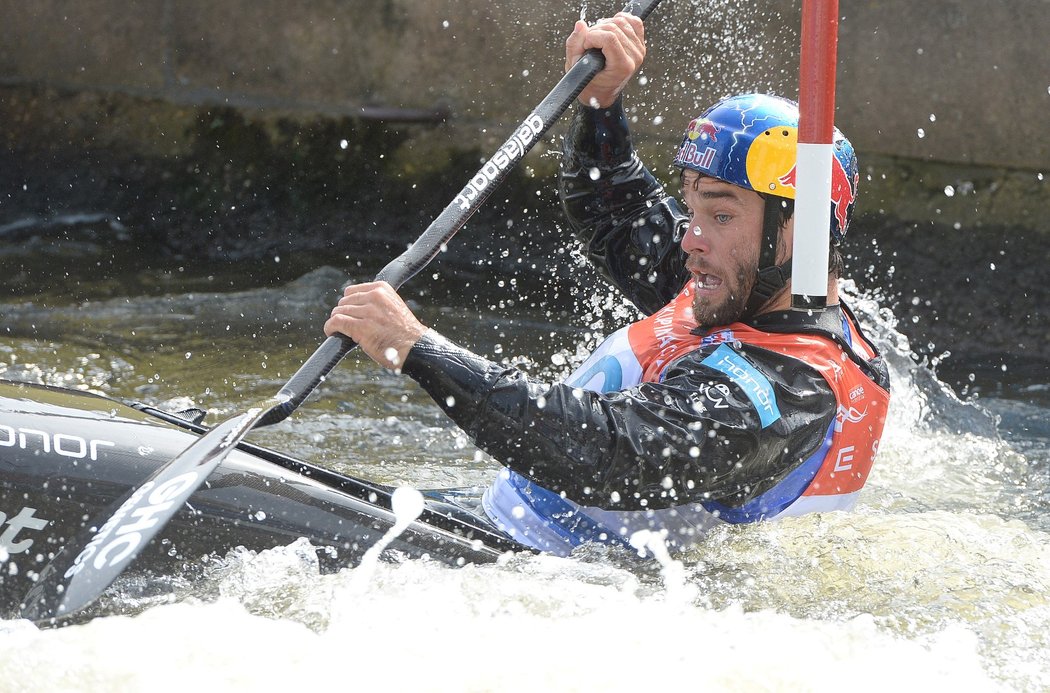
[{"left": 482, "top": 284, "right": 889, "bottom": 554}]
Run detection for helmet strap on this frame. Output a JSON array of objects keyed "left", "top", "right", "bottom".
[{"left": 742, "top": 196, "right": 792, "bottom": 318}]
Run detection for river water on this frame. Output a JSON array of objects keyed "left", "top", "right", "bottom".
[{"left": 1, "top": 254, "right": 1049, "bottom": 691}]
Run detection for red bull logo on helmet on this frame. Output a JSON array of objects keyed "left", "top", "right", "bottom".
[
  {"left": 763, "top": 153, "right": 857, "bottom": 239},
  {"left": 675, "top": 142, "right": 717, "bottom": 170},
  {"left": 685, "top": 117, "right": 721, "bottom": 142},
  {"left": 830, "top": 154, "right": 857, "bottom": 235},
  {"left": 675, "top": 117, "right": 722, "bottom": 170}
]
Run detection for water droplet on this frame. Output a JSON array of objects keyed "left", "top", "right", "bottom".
[
  {"left": 391, "top": 486, "right": 424, "bottom": 523},
  {"left": 917, "top": 128, "right": 926, "bottom": 139},
  {"left": 339, "top": 139, "right": 348, "bottom": 149},
  {"left": 944, "top": 185, "right": 955, "bottom": 197}
]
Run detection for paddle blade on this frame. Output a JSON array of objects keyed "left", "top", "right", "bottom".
[{"left": 19, "top": 404, "right": 273, "bottom": 623}]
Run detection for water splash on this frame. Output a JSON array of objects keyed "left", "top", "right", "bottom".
[
  {"left": 346, "top": 486, "right": 426, "bottom": 593},
  {"left": 629, "top": 529, "right": 699, "bottom": 606}
]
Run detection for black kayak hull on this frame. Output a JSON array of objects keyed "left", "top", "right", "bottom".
[{"left": 0, "top": 379, "right": 522, "bottom": 617}]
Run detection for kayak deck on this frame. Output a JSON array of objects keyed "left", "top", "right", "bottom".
[{"left": 0, "top": 379, "right": 524, "bottom": 617}]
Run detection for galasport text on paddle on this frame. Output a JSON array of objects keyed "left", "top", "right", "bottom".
[{"left": 19, "top": 0, "right": 665, "bottom": 624}]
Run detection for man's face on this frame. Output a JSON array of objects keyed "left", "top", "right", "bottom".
[{"left": 679, "top": 171, "right": 766, "bottom": 329}]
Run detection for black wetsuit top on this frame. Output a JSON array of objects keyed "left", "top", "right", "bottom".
[{"left": 403, "top": 101, "right": 890, "bottom": 514}]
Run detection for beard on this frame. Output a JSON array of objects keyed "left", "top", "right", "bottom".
[{"left": 690, "top": 265, "right": 755, "bottom": 330}]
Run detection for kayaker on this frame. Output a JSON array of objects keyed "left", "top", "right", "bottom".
[{"left": 324, "top": 12, "right": 890, "bottom": 555}]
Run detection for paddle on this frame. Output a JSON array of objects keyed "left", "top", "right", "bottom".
[{"left": 19, "top": 0, "right": 664, "bottom": 623}]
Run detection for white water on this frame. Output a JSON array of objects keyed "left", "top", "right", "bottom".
[
  {"left": 0, "top": 552, "right": 999, "bottom": 692},
  {"left": 2, "top": 278, "right": 1050, "bottom": 691}
]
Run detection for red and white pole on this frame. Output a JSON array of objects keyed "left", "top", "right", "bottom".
[{"left": 791, "top": 0, "right": 839, "bottom": 310}]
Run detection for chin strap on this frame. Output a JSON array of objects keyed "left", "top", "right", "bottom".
[{"left": 742, "top": 196, "right": 792, "bottom": 318}]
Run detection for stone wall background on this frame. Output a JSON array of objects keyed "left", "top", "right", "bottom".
[{"left": 2, "top": 0, "right": 1047, "bottom": 220}]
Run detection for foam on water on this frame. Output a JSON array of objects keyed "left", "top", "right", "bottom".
[{"left": 0, "top": 551, "right": 996, "bottom": 692}]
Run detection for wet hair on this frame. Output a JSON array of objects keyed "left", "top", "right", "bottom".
[{"left": 761, "top": 194, "right": 844, "bottom": 277}]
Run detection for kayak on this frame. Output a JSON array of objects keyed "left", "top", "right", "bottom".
[{"left": 0, "top": 378, "right": 524, "bottom": 617}]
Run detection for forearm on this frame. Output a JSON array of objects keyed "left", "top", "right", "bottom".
[
  {"left": 402, "top": 331, "right": 616, "bottom": 496},
  {"left": 559, "top": 101, "right": 690, "bottom": 314},
  {"left": 402, "top": 332, "right": 834, "bottom": 511}
]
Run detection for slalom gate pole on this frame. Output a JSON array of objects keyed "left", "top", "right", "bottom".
[{"left": 791, "top": 0, "right": 839, "bottom": 310}]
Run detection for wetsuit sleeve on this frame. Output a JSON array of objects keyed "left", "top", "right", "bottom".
[
  {"left": 559, "top": 99, "right": 690, "bottom": 315},
  {"left": 402, "top": 330, "right": 836, "bottom": 512}
]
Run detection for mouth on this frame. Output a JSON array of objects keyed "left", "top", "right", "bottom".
[{"left": 694, "top": 272, "right": 723, "bottom": 292}]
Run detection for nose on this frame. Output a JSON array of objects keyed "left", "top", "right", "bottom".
[{"left": 680, "top": 217, "right": 709, "bottom": 254}]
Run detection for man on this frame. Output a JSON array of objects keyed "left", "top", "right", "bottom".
[{"left": 324, "top": 13, "right": 890, "bottom": 556}]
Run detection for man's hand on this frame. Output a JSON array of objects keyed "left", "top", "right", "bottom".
[
  {"left": 324, "top": 281, "right": 427, "bottom": 371},
  {"left": 566, "top": 12, "right": 646, "bottom": 109}
]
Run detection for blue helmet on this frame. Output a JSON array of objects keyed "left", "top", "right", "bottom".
[{"left": 673, "top": 93, "right": 859, "bottom": 244}]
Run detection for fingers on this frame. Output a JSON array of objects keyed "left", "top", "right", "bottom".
[
  {"left": 337, "top": 280, "right": 387, "bottom": 304},
  {"left": 566, "top": 14, "right": 644, "bottom": 64},
  {"left": 567, "top": 13, "right": 646, "bottom": 109},
  {"left": 323, "top": 281, "right": 427, "bottom": 370},
  {"left": 323, "top": 308, "right": 356, "bottom": 338},
  {"left": 326, "top": 282, "right": 393, "bottom": 334},
  {"left": 591, "top": 13, "right": 645, "bottom": 49},
  {"left": 587, "top": 16, "right": 645, "bottom": 71},
  {"left": 565, "top": 20, "right": 588, "bottom": 71}
]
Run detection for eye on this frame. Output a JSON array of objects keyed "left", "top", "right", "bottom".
[{"left": 714, "top": 213, "right": 732, "bottom": 224}]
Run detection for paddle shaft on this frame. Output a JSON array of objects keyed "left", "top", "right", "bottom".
[{"left": 259, "top": 0, "right": 663, "bottom": 426}]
